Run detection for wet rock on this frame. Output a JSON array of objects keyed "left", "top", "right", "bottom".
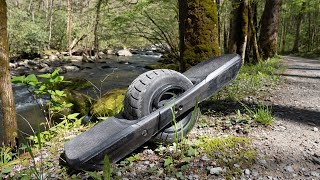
[
  {"left": 62, "top": 65, "right": 80, "bottom": 72},
  {"left": 101, "top": 65, "right": 111, "bottom": 69}
]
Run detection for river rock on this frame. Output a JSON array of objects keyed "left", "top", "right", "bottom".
[
  {"left": 62, "top": 65, "right": 80, "bottom": 72},
  {"left": 116, "top": 49, "right": 132, "bottom": 56},
  {"left": 71, "top": 56, "right": 83, "bottom": 62},
  {"left": 49, "top": 54, "right": 59, "bottom": 61},
  {"left": 9, "top": 63, "right": 17, "bottom": 69}
]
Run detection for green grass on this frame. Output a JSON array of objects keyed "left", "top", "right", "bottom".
[
  {"left": 251, "top": 105, "right": 274, "bottom": 126},
  {"left": 213, "top": 57, "right": 284, "bottom": 101}
]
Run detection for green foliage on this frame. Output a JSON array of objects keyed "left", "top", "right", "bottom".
[
  {"left": 12, "top": 70, "right": 73, "bottom": 124},
  {"left": 213, "top": 57, "right": 282, "bottom": 100},
  {"left": 164, "top": 156, "right": 173, "bottom": 167},
  {"left": 28, "top": 113, "right": 82, "bottom": 144},
  {"left": 0, "top": 146, "right": 19, "bottom": 178},
  {"left": 242, "top": 103, "right": 274, "bottom": 126},
  {"left": 8, "top": 9, "right": 48, "bottom": 55}
]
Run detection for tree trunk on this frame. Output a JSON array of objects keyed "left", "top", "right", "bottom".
[
  {"left": 228, "top": 0, "right": 249, "bottom": 62},
  {"left": 93, "top": 0, "right": 103, "bottom": 58},
  {"left": 258, "top": 0, "right": 282, "bottom": 59},
  {"left": 47, "top": 0, "right": 54, "bottom": 49},
  {"left": 292, "top": 2, "right": 306, "bottom": 53},
  {"left": 66, "top": 0, "right": 72, "bottom": 56},
  {"left": 223, "top": 22, "right": 228, "bottom": 53},
  {"left": 179, "top": 0, "right": 220, "bottom": 72},
  {"left": 0, "top": 0, "right": 18, "bottom": 147},
  {"left": 249, "top": 0, "right": 260, "bottom": 63}
]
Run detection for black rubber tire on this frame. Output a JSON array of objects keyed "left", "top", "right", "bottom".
[{"left": 123, "top": 69, "right": 199, "bottom": 143}]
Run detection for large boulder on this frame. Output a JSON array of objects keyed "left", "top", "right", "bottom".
[
  {"left": 91, "top": 88, "right": 127, "bottom": 117},
  {"left": 116, "top": 49, "right": 133, "bottom": 57}
]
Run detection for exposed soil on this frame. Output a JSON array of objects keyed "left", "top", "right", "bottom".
[{"left": 250, "top": 56, "right": 320, "bottom": 179}]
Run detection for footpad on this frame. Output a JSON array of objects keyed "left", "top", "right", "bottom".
[{"left": 64, "top": 117, "right": 137, "bottom": 169}]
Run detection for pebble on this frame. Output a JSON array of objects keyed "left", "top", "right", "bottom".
[
  {"left": 284, "top": 165, "right": 294, "bottom": 172},
  {"left": 313, "top": 127, "right": 319, "bottom": 132},
  {"left": 310, "top": 171, "right": 320, "bottom": 177},
  {"left": 208, "top": 167, "right": 223, "bottom": 175},
  {"left": 252, "top": 170, "right": 259, "bottom": 177},
  {"left": 201, "top": 155, "right": 210, "bottom": 161},
  {"left": 258, "top": 159, "right": 268, "bottom": 167},
  {"left": 244, "top": 169, "right": 251, "bottom": 175}
]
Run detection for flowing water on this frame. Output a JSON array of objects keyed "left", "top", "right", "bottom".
[{"left": 0, "top": 55, "right": 160, "bottom": 144}]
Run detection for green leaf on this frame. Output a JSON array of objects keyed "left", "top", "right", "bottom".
[
  {"left": 37, "top": 73, "right": 51, "bottom": 79},
  {"left": 164, "top": 156, "right": 173, "bottom": 167},
  {"left": 102, "top": 155, "right": 111, "bottom": 180},
  {"left": 11, "top": 75, "right": 26, "bottom": 84},
  {"left": 26, "top": 74, "right": 38, "bottom": 83},
  {"left": 1, "top": 167, "right": 13, "bottom": 174},
  {"left": 176, "top": 172, "right": 184, "bottom": 179},
  {"left": 67, "top": 113, "right": 80, "bottom": 120},
  {"left": 55, "top": 90, "right": 66, "bottom": 97},
  {"left": 187, "top": 147, "right": 197, "bottom": 157},
  {"left": 51, "top": 70, "right": 60, "bottom": 77}
]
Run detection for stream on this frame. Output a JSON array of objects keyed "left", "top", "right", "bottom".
[{"left": 0, "top": 55, "right": 161, "bottom": 144}]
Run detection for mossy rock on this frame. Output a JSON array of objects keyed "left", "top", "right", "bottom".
[
  {"left": 56, "top": 78, "right": 92, "bottom": 90},
  {"left": 91, "top": 88, "right": 127, "bottom": 117}
]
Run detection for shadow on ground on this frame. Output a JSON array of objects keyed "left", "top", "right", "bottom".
[{"left": 201, "top": 99, "right": 320, "bottom": 127}]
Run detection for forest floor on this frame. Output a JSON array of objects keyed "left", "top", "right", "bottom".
[{"left": 248, "top": 56, "right": 320, "bottom": 179}]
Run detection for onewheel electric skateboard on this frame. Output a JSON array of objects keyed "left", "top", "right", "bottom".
[{"left": 64, "top": 54, "right": 242, "bottom": 170}]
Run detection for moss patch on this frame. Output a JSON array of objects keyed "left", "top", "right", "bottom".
[
  {"left": 183, "top": 0, "right": 221, "bottom": 66},
  {"left": 200, "top": 135, "right": 256, "bottom": 178},
  {"left": 91, "top": 88, "right": 127, "bottom": 117}
]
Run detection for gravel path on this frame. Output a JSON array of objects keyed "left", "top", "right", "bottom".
[{"left": 250, "top": 56, "right": 320, "bottom": 179}]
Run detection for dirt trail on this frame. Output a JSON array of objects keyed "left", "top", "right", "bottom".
[{"left": 251, "top": 56, "right": 320, "bottom": 179}]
